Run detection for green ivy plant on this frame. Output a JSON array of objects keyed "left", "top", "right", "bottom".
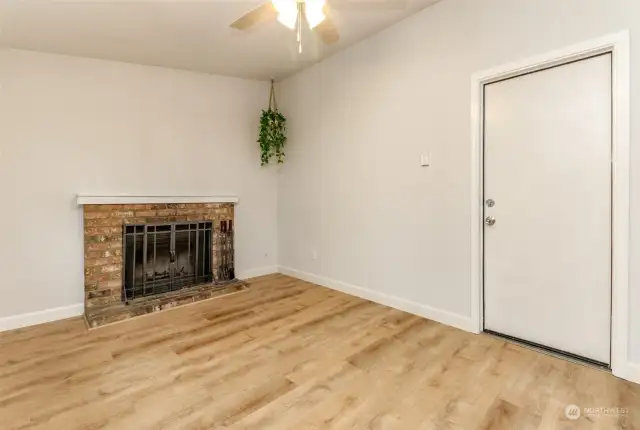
[{"left": 258, "top": 81, "right": 287, "bottom": 166}]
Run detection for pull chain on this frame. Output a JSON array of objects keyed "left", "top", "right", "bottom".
[{"left": 297, "top": 3, "right": 303, "bottom": 53}]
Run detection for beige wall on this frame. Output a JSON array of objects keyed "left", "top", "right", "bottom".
[
  {"left": 277, "top": 0, "right": 640, "bottom": 362},
  {"left": 0, "top": 49, "right": 277, "bottom": 320}
]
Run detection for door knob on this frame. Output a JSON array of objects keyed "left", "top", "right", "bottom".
[{"left": 485, "top": 216, "right": 496, "bottom": 226}]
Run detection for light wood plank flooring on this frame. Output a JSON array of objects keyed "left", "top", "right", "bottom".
[{"left": 0, "top": 274, "right": 638, "bottom": 429}]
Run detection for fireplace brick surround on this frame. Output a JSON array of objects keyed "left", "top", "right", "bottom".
[{"left": 81, "top": 201, "right": 246, "bottom": 327}]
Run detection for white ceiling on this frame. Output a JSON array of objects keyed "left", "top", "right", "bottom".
[{"left": 0, "top": 0, "right": 441, "bottom": 81}]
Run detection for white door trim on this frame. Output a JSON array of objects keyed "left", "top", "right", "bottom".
[{"left": 470, "top": 31, "right": 631, "bottom": 380}]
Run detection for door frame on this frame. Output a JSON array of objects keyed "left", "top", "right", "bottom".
[{"left": 469, "top": 31, "right": 630, "bottom": 378}]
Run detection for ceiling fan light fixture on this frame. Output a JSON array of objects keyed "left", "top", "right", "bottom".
[
  {"left": 305, "top": 0, "right": 326, "bottom": 29},
  {"left": 230, "top": 0, "right": 339, "bottom": 48}
]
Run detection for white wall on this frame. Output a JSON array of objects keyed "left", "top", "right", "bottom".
[
  {"left": 278, "top": 0, "right": 640, "bottom": 362},
  {"left": 0, "top": 49, "right": 277, "bottom": 320}
]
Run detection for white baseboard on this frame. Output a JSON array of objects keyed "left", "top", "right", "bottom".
[
  {"left": 0, "top": 303, "right": 84, "bottom": 333},
  {"left": 237, "top": 266, "right": 278, "bottom": 280},
  {"left": 614, "top": 361, "right": 640, "bottom": 384},
  {"left": 278, "top": 266, "right": 475, "bottom": 333},
  {"left": 0, "top": 267, "right": 277, "bottom": 334}
]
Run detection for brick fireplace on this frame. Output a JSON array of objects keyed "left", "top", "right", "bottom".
[{"left": 79, "top": 196, "right": 248, "bottom": 328}]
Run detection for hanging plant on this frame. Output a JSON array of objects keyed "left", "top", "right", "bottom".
[{"left": 258, "top": 80, "right": 287, "bottom": 166}]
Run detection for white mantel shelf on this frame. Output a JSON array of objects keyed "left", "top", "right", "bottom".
[{"left": 77, "top": 194, "right": 239, "bottom": 205}]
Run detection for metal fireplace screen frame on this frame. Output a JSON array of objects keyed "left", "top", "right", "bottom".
[
  {"left": 123, "top": 221, "right": 213, "bottom": 301},
  {"left": 217, "top": 220, "right": 235, "bottom": 281}
]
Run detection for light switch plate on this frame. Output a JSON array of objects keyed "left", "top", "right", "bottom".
[{"left": 421, "top": 153, "right": 431, "bottom": 167}]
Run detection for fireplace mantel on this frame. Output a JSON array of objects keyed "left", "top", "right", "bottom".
[{"left": 76, "top": 194, "right": 239, "bottom": 205}]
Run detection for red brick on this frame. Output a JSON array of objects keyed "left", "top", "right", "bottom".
[
  {"left": 100, "top": 265, "right": 120, "bottom": 274},
  {"left": 85, "top": 281, "right": 99, "bottom": 291},
  {"left": 99, "top": 279, "right": 122, "bottom": 289},
  {"left": 84, "top": 218, "right": 121, "bottom": 227},
  {"left": 86, "top": 242, "right": 110, "bottom": 252},
  {"left": 112, "top": 210, "right": 135, "bottom": 218},
  {"left": 84, "top": 211, "right": 109, "bottom": 220},
  {"left": 122, "top": 217, "right": 146, "bottom": 224},
  {"left": 135, "top": 210, "right": 157, "bottom": 217},
  {"left": 85, "top": 258, "right": 110, "bottom": 268},
  {"left": 156, "top": 209, "right": 177, "bottom": 216},
  {"left": 102, "top": 249, "right": 122, "bottom": 258}
]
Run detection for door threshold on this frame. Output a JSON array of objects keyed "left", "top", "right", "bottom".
[{"left": 483, "top": 330, "right": 611, "bottom": 372}]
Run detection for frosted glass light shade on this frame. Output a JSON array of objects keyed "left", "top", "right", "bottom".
[
  {"left": 305, "top": 0, "right": 326, "bottom": 28},
  {"left": 272, "top": 0, "right": 298, "bottom": 29}
]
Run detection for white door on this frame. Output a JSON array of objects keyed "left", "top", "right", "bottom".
[{"left": 483, "top": 54, "right": 612, "bottom": 364}]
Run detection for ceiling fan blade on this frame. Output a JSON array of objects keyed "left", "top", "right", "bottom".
[
  {"left": 314, "top": 15, "right": 340, "bottom": 45},
  {"left": 328, "top": 0, "right": 408, "bottom": 11},
  {"left": 230, "top": 2, "right": 277, "bottom": 30}
]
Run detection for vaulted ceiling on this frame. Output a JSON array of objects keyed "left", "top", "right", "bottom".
[{"left": 0, "top": 0, "right": 441, "bottom": 80}]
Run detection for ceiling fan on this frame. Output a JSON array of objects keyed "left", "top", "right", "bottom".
[{"left": 230, "top": 0, "right": 340, "bottom": 53}]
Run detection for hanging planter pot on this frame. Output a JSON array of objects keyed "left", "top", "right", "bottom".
[{"left": 258, "top": 80, "right": 287, "bottom": 166}]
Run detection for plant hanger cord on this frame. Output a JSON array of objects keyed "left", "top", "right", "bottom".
[{"left": 269, "top": 79, "right": 277, "bottom": 111}]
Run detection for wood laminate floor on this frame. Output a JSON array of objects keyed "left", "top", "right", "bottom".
[{"left": 0, "top": 274, "right": 638, "bottom": 429}]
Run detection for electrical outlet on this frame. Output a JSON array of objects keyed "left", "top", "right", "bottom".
[{"left": 312, "top": 249, "right": 318, "bottom": 260}]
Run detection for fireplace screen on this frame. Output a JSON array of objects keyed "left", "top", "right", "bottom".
[{"left": 123, "top": 222, "right": 213, "bottom": 301}]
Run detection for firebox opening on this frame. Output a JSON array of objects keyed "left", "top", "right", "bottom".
[{"left": 123, "top": 221, "right": 213, "bottom": 301}]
